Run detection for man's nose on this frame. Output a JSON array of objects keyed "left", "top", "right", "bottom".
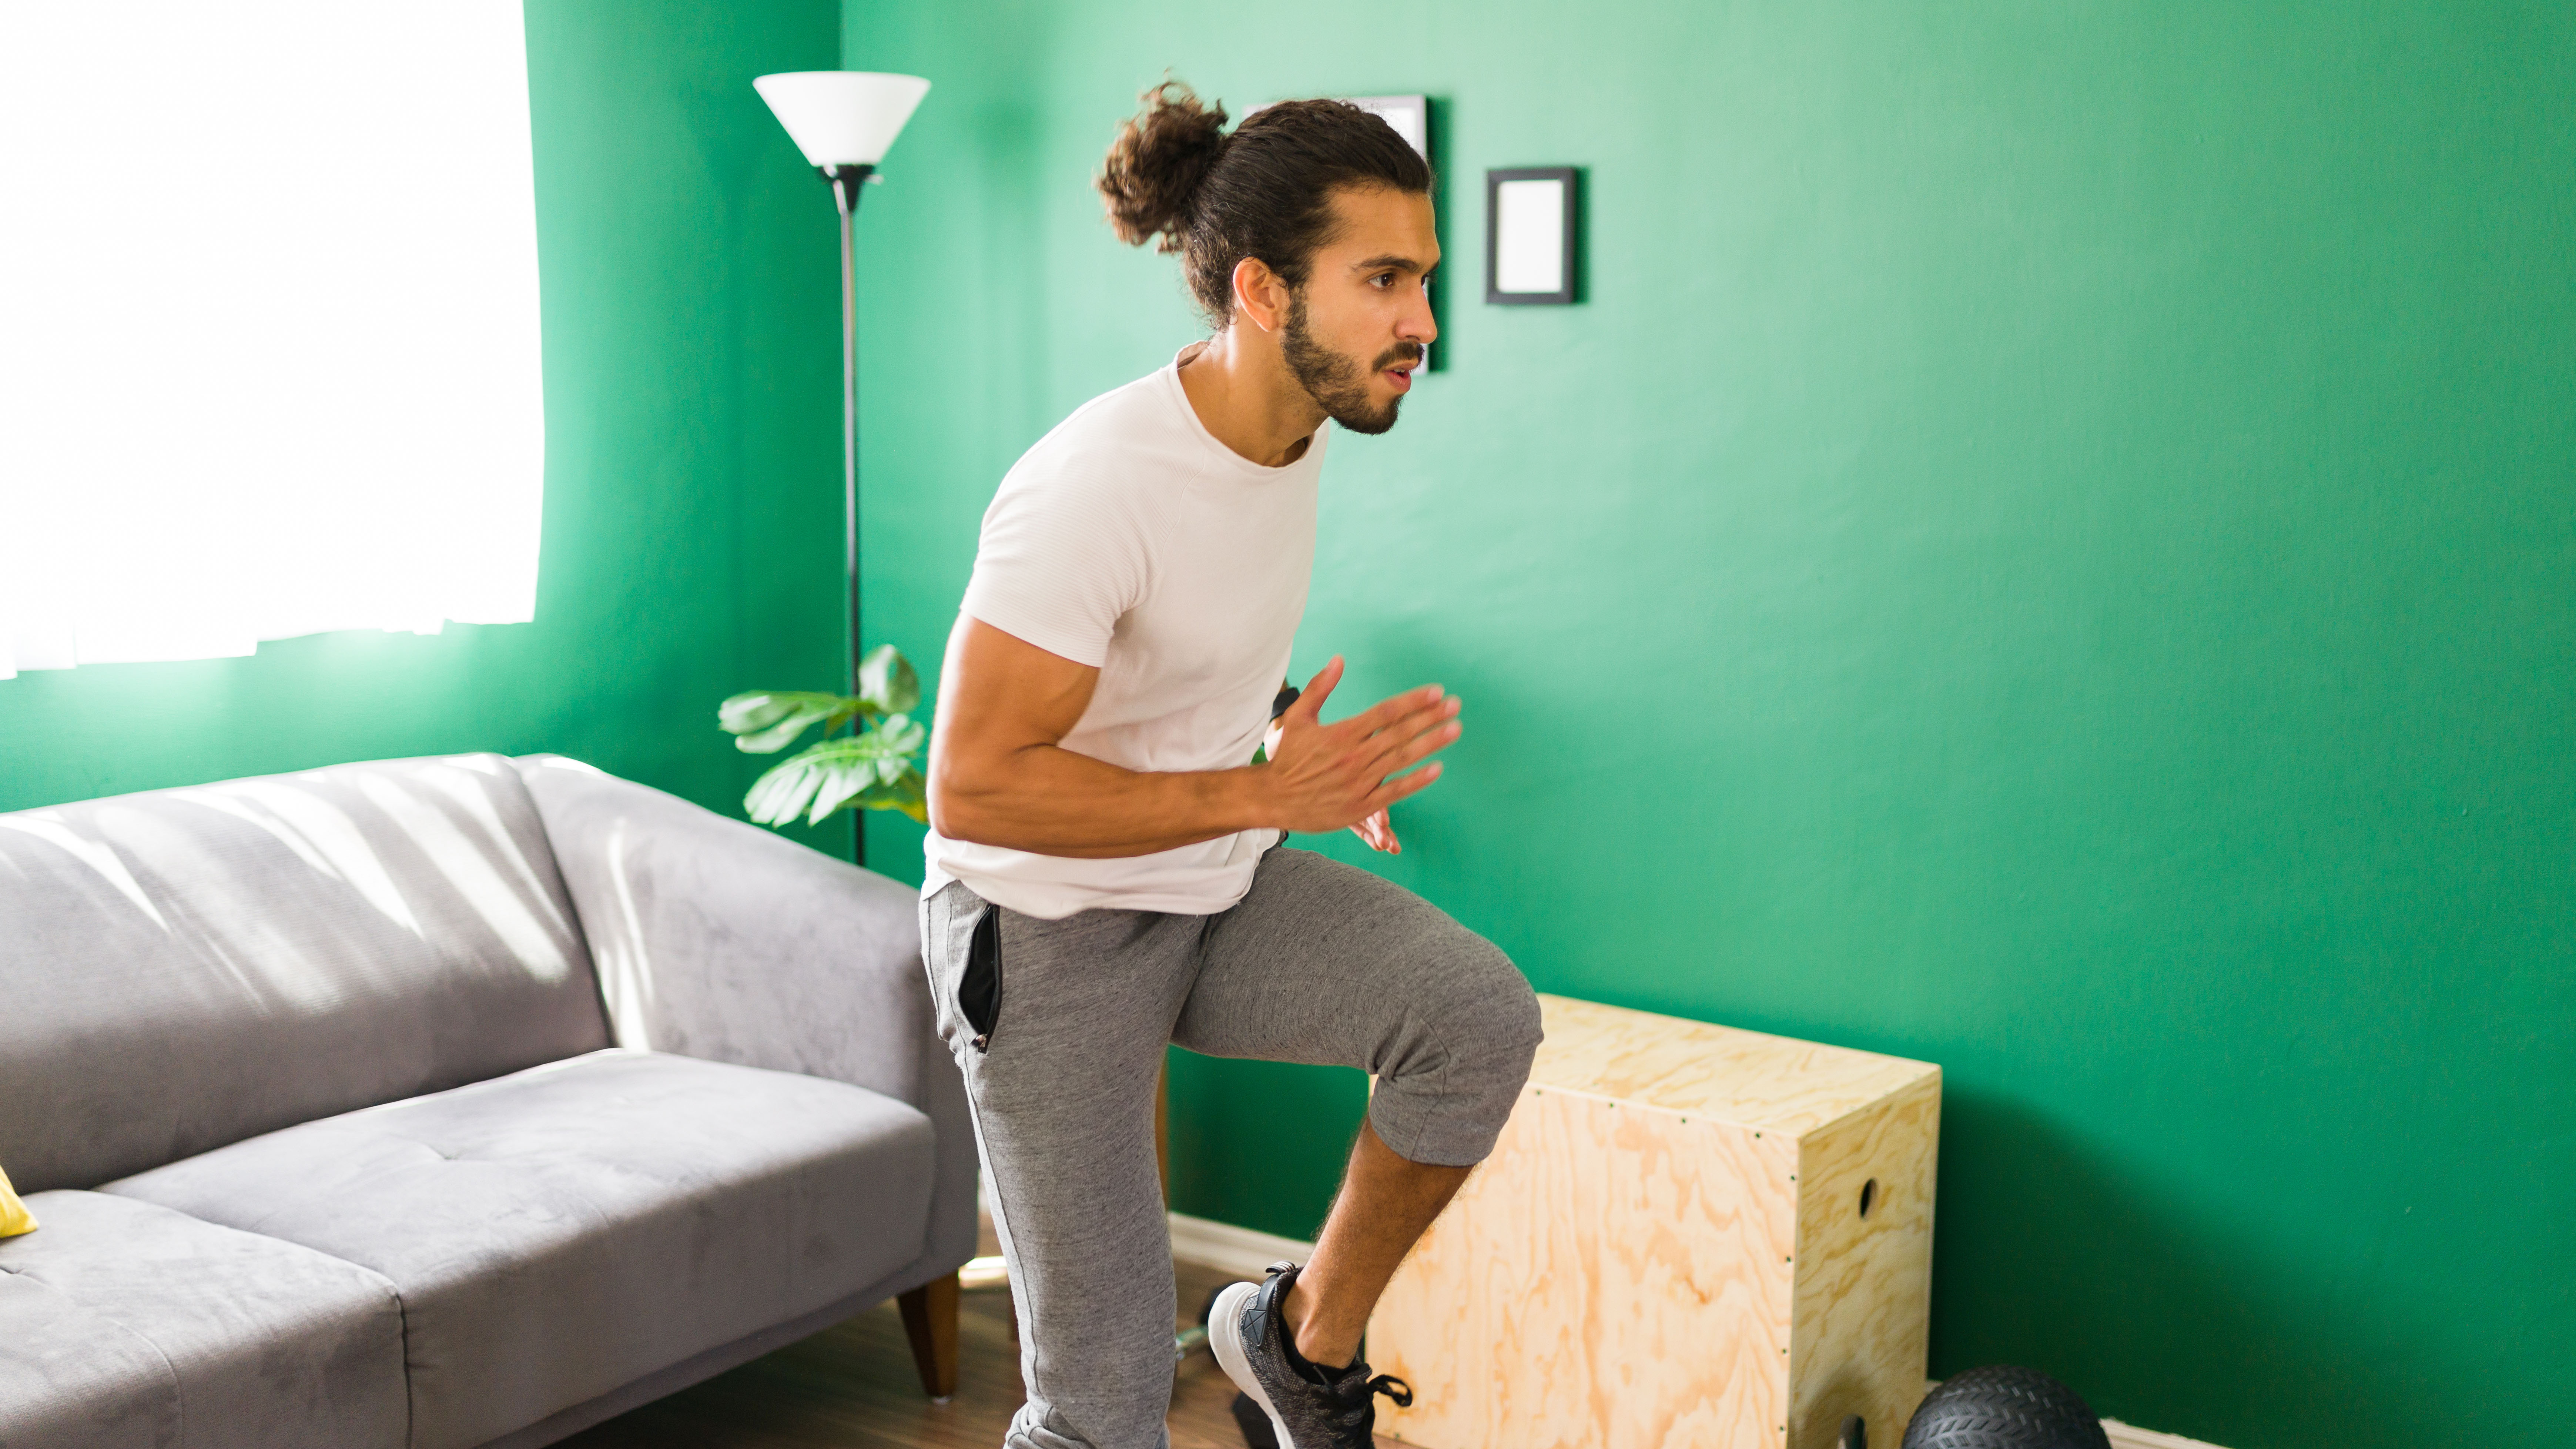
[{"left": 1403, "top": 290, "right": 1439, "bottom": 347}]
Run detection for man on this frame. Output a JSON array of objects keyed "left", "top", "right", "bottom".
[{"left": 921, "top": 83, "right": 1541, "bottom": 1449}]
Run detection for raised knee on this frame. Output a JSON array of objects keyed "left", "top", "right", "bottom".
[
  {"left": 1485, "top": 946, "right": 1543, "bottom": 1073},
  {"left": 1369, "top": 932, "right": 1540, "bottom": 1167},
  {"left": 1426, "top": 933, "right": 1543, "bottom": 1078}
]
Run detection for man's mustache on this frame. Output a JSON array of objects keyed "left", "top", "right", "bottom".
[{"left": 1371, "top": 342, "right": 1426, "bottom": 371}]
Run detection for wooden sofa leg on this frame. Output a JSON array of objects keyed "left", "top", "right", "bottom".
[{"left": 898, "top": 1272, "right": 961, "bottom": 1399}]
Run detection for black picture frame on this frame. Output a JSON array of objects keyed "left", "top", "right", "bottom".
[
  {"left": 1485, "top": 167, "right": 1577, "bottom": 306},
  {"left": 1346, "top": 95, "right": 1442, "bottom": 370}
]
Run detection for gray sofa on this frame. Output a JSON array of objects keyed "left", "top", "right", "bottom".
[{"left": 0, "top": 753, "right": 976, "bottom": 1449}]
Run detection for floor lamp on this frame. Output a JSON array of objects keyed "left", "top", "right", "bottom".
[{"left": 753, "top": 70, "right": 931, "bottom": 867}]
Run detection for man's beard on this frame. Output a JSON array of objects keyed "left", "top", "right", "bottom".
[{"left": 1281, "top": 291, "right": 1422, "bottom": 436}]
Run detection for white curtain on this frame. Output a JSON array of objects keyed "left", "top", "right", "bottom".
[{"left": 0, "top": 1, "right": 543, "bottom": 676}]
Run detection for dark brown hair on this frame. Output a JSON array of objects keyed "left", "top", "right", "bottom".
[{"left": 1098, "top": 81, "right": 1431, "bottom": 325}]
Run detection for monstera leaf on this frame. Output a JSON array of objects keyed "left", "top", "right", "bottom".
[
  {"left": 721, "top": 646, "right": 924, "bottom": 754},
  {"left": 719, "top": 645, "right": 931, "bottom": 829},
  {"left": 743, "top": 713, "right": 929, "bottom": 826},
  {"left": 855, "top": 643, "right": 921, "bottom": 716},
  {"left": 718, "top": 690, "right": 867, "bottom": 754}
]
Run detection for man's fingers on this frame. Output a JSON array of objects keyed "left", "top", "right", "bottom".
[
  {"left": 1341, "top": 685, "right": 1451, "bottom": 740},
  {"left": 1376, "top": 693, "right": 1460, "bottom": 744},
  {"left": 1366, "top": 760, "right": 1444, "bottom": 810},
  {"left": 1349, "top": 810, "right": 1396, "bottom": 853},
  {"left": 1361, "top": 729, "right": 1457, "bottom": 785},
  {"left": 1360, "top": 706, "right": 1463, "bottom": 778},
  {"left": 1290, "top": 657, "right": 1343, "bottom": 724}
]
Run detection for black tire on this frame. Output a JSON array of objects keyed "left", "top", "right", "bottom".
[{"left": 1901, "top": 1365, "right": 2111, "bottom": 1449}]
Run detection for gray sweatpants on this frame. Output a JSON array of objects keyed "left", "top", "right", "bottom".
[{"left": 919, "top": 846, "right": 1542, "bottom": 1449}]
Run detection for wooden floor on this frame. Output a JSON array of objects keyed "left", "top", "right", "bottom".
[{"left": 561, "top": 1258, "right": 1387, "bottom": 1449}]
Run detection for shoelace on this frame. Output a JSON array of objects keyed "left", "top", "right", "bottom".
[
  {"left": 1329, "top": 1372, "right": 1415, "bottom": 1434},
  {"left": 1364, "top": 1374, "right": 1414, "bottom": 1409}
]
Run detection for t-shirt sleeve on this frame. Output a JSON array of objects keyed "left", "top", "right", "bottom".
[{"left": 958, "top": 463, "right": 1154, "bottom": 669}]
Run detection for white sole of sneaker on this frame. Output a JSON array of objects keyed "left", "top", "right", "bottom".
[{"left": 1207, "top": 1279, "right": 1299, "bottom": 1449}]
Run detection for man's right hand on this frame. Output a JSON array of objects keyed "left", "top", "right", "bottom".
[
  {"left": 930, "top": 620, "right": 1459, "bottom": 857},
  {"left": 1259, "top": 656, "right": 1463, "bottom": 835}
]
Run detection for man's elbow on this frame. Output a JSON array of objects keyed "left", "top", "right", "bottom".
[
  {"left": 925, "top": 764, "right": 994, "bottom": 844},
  {"left": 924, "top": 786, "right": 968, "bottom": 843}
]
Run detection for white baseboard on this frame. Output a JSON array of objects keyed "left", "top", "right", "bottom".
[
  {"left": 1166, "top": 1211, "right": 1315, "bottom": 1282},
  {"left": 2104, "top": 1420, "right": 2229, "bottom": 1449}
]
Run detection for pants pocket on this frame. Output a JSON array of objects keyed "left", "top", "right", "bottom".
[{"left": 957, "top": 904, "right": 1002, "bottom": 1051}]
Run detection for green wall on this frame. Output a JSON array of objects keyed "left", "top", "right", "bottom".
[
  {"left": 3, "top": 2, "right": 2564, "bottom": 1443},
  {"left": 840, "top": 1, "right": 2575, "bottom": 1445},
  {"left": 0, "top": 0, "right": 855, "bottom": 858}
]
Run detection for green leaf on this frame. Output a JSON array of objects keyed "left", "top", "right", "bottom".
[
  {"left": 717, "top": 690, "right": 867, "bottom": 754},
  {"left": 871, "top": 712, "right": 927, "bottom": 757},
  {"left": 856, "top": 645, "right": 921, "bottom": 716},
  {"left": 858, "top": 764, "right": 929, "bottom": 824},
  {"left": 740, "top": 716, "right": 931, "bottom": 827}
]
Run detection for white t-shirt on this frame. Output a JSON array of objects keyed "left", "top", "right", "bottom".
[{"left": 922, "top": 348, "right": 1326, "bottom": 919}]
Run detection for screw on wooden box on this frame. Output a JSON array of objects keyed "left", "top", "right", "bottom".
[{"left": 1371, "top": 994, "right": 1940, "bottom": 1449}]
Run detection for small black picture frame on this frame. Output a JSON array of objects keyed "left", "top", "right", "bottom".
[
  {"left": 1345, "top": 94, "right": 1441, "bottom": 370},
  {"left": 1485, "top": 166, "right": 1577, "bottom": 306}
]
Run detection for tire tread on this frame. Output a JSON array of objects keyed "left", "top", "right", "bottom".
[{"left": 1900, "top": 1366, "right": 2111, "bottom": 1449}]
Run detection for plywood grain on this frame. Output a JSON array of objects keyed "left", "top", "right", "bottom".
[
  {"left": 1791, "top": 1069, "right": 1940, "bottom": 1449},
  {"left": 1373, "top": 995, "right": 1939, "bottom": 1449},
  {"left": 1375, "top": 1088, "right": 1800, "bottom": 1448},
  {"left": 1532, "top": 995, "right": 1936, "bottom": 1137}
]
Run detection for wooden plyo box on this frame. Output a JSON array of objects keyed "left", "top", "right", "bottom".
[{"left": 1371, "top": 995, "right": 1940, "bottom": 1449}]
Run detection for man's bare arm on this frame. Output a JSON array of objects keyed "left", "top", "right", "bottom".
[{"left": 927, "top": 616, "right": 1461, "bottom": 858}]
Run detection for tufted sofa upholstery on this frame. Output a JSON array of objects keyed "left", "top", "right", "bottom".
[{"left": 0, "top": 754, "right": 974, "bottom": 1449}]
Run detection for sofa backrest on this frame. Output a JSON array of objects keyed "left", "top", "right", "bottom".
[{"left": 0, "top": 754, "right": 608, "bottom": 1192}]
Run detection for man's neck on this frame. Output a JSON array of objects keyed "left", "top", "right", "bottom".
[{"left": 1176, "top": 331, "right": 1326, "bottom": 468}]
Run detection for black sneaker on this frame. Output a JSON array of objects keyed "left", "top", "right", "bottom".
[
  {"left": 1209, "top": 1262, "right": 1413, "bottom": 1449},
  {"left": 1229, "top": 1391, "right": 1281, "bottom": 1449}
]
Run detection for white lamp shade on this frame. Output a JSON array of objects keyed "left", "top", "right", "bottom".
[{"left": 753, "top": 71, "right": 930, "bottom": 167}]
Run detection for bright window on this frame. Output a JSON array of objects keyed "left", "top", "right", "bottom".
[{"left": 0, "top": 1, "right": 543, "bottom": 676}]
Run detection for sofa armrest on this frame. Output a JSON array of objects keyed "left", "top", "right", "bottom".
[{"left": 513, "top": 755, "right": 977, "bottom": 1281}]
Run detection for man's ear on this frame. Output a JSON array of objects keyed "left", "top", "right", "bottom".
[{"left": 1231, "top": 256, "right": 1289, "bottom": 333}]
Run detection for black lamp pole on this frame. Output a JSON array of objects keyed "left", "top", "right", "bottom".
[{"left": 823, "top": 161, "right": 874, "bottom": 867}]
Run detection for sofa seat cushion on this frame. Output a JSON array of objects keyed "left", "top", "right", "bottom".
[
  {"left": 0, "top": 1191, "right": 406, "bottom": 1449},
  {"left": 103, "top": 1049, "right": 938, "bottom": 1449}
]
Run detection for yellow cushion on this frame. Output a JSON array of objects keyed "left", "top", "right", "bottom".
[{"left": 0, "top": 1162, "right": 36, "bottom": 1236}]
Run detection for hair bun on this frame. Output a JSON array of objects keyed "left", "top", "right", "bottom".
[{"left": 1098, "top": 81, "right": 1228, "bottom": 253}]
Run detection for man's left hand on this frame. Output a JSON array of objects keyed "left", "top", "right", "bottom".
[{"left": 1352, "top": 809, "right": 1398, "bottom": 854}]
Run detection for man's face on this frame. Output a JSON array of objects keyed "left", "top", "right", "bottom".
[{"left": 1279, "top": 185, "right": 1440, "bottom": 436}]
